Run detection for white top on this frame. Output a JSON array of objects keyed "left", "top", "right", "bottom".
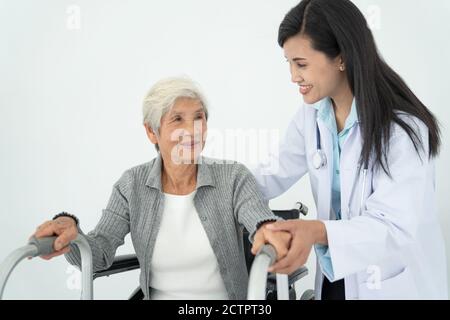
[{"left": 149, "top": 190, "right": 229, "bottom": 300}]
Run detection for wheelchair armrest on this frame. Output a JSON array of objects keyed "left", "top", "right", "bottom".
[
  {"left": 93, "top": 254, "right": 140, "bottom": 280},
  {"left": 271, "top": 202, "right": 308, "bottom": 220},
  {"left": 287, "top": 266, "right": 308, "bottom": 285}
]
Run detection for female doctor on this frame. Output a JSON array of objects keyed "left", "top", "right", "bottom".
[{"left": 250, "top": 0, "right": 448, "bottom": 299}]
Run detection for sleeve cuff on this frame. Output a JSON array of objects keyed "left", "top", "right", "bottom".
[
  {"left": 314, "top": 244, "right": 335, "bottom": 282},
  {"left": 249, "top": 217, "right": 283, "bottom": 243}
]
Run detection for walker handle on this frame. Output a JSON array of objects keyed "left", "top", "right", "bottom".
[
  {"left": 28, "top": 236, "right": 58, "bottom": 256},
  {"left": 0, "top": 234, "right": 93, "bottom": 300},
  {"left": 259, "top": 244, "right": 277, "bottom": 265}
]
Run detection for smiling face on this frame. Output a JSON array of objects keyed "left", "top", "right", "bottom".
[
  {"left": 145, "top": 97, "right": 207, "bottom": 165},
  {"left": 283, "top": 33, "right": 347, "bottom": 104}
]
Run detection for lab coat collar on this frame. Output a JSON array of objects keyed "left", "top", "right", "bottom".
[{"left": 312, "top": 97, "right": 359, "bottom": 130}]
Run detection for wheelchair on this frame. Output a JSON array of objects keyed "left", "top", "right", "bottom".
[{"left": 0, "top": 202, "right": 314, "bottom": 300}]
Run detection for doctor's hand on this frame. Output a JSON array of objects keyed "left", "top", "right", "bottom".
[
  {"left": 28, "top": 216, "right": 78, "bottom": 260},
  {"left": 251, "top": 222, "right": 292, "bottom": 261},
  {"left": 264, "top": 220, "right": 328, "bottom": 275}
]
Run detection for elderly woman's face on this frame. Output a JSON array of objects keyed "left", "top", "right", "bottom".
[{"left": 148, "top": 98, "right": 207, "bottom": 164}]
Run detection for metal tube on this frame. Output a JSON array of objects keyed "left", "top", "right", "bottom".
[
  {"left": 247, "top": 252, "right": 273, "bottom": 299},
  {"left": 72, "top": 235, "right": 93, "bottom": 300},
  {"left": 276, "top": 274, "right": 289, "bottom": 300},
  {"left": 247, "top": 244, "right": 290, "bottom": 300},
  {"left": 0, "top": 234, "right": 93, "bottom": 300},
  {"left": 0, "top": 245, "right": 38, "bottom": 299}
]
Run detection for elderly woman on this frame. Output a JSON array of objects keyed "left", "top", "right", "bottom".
[{"left": 30, "top": 77, "right": 290, "bottom": 300}]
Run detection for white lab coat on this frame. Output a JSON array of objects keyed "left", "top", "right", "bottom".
[{"left": 252, "top": 100, "right": 448, "bottom": 300}]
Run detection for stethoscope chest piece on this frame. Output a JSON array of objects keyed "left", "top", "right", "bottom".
[
  {"left": 314, "top": 122, "right": 327, "bottom": 170},
  {"left": 312, "top": 149, "right": 327, "bottom": 170}
]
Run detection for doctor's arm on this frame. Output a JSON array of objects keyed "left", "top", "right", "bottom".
[{"left": 250, "top": 106, "right": 310, "bottom": 200}]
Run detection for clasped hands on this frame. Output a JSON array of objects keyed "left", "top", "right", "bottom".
[{"left": 251, "top": 220, "right": 327, "bottom": 275}]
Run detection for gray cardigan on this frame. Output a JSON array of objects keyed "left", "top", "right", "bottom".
[{"left": 65, "top": 155, "right": 280, "bottom": 300}]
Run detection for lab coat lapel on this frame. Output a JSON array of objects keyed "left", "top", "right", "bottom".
[
  {"left": 339, "top": 125, "right": 362, "bottom": 219},
  {"left": 316, "top": 119, "right": 333, "bottom": 221}
]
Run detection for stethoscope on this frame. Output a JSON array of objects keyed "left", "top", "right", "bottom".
[{"left": 313, "top": 122, "right": 368, "bottom": 217}]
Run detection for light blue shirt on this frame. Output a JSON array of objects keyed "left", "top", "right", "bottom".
[{"left": 313, "top": 97, "right": 358, "bottom": 281}]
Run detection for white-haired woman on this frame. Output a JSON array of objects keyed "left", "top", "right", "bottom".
[{"left": 30, "top": 77, "right": 290, "bottom": 300}]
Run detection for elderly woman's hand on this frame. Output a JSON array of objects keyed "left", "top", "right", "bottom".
[
  {"left": 251, "top": 222, "right": 292, "bottom": 261},
  {"left": 29, "top": 217, "right": 78, "bottom": 260}
]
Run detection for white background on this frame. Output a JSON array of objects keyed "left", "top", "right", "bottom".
[{"left": 0, "top": 0, "right": 449, "bottom": 299}]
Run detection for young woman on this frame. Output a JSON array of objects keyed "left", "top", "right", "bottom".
[{"left": 251, "top": 0, "right": 447, "bottom": 300}]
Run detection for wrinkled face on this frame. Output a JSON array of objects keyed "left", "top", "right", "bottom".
[
  {"left": 145, "top": 97, "right": 207, "bottom": 164},
  {"left": 283, "top": 34, "right": 345, "bottom": 104}
]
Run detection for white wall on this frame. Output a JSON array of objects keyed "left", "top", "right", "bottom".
[{"left": 0, "top": 0, "right": 449, "bottom": 299}]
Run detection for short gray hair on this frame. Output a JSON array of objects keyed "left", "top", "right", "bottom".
[{"left": 142, "top": 77, "right": 209, "bottom": 132}]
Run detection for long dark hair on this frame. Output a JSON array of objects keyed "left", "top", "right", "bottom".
[{"left": 278, "top": 0, "right": 441, "bottom": 175}]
